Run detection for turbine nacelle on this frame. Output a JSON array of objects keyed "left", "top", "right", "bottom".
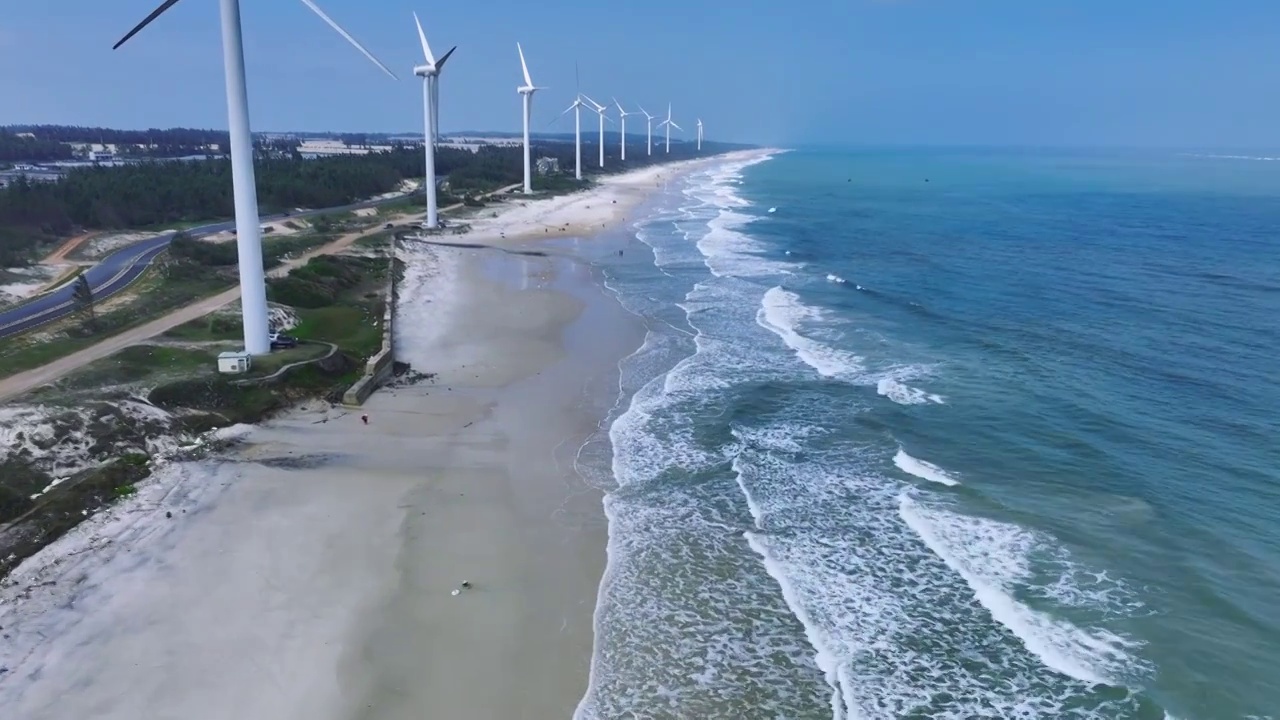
[{"left": 516, "top": 43, "right": 545, "bottom": 95}]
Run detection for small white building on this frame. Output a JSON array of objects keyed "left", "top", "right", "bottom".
[{"left": 217, "top": 350, "right": 252, "bottom": 374}]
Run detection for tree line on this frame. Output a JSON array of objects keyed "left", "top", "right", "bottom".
[
  {"left": 0, "top": 137, "right": 738, "bottom": 264},
  {"left": 4, "top": 125, "right": 231, "bottom": 149}
]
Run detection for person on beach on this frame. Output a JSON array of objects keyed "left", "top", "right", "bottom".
[{"left": 361, "top": 414, "right": 369, "bottom": 425}]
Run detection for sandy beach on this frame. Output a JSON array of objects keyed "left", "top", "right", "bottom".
[{"left": 0, "top": 153, "right": 757, "bottom": 719}]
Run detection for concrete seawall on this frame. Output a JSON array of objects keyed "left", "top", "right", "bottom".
[{"left": 342, "top": 249, "right": 398, "bottom": 406}]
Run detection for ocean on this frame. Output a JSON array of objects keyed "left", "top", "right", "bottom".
[{"left": 572, "top": 148, "right": 1280, "bottom": 719}]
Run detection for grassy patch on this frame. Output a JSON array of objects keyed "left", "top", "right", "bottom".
[
  {"left": 132, "top": 218, "right": 215, "bottom": 233},
  {"left": 58, "top": 344, "right": 221, "bottom": 391},
  {"left": 532, "top": 175, "right": 591, "bottom": 194},
  {"left": 263, "top": 233, "right": 337, "bottom": 267},
  {"left": 354, "top": 230, "right": 395, "bottom": 249},
  {"left": 292, "top": 305, "right": 382, "bottom": 359},
  {"left": 162, "top": 314, "right": 243, "bottom": 342},
  {"left": 377, "top": 197, "right": 421, "bottom": 215}
]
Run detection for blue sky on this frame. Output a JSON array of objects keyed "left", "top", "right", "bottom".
[{"left": 2, "top": 0, "right": 1278, "bottom": 147}]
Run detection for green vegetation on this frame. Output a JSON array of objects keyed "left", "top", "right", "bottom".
[
  {"left": 0, "top": 124, "right": 744, "bottom": 264},
  {"left": 1, "top": 125, "right": 232, "bottom": 162},
  {"left": 163, "top": 314, "right": 243, "bottom": 342},
  {"left": 57, "top": 345, "right": 216, "bottom": 392},
  {"left": 145, "top": 255, "right": 387, "bottom": 425},
  {"left": 0, "top": 229, "right": 340, "bottom": 378}
]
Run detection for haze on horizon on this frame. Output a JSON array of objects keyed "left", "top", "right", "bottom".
[{"left": 2, "top": 0, "right": 1277, "bottom": 149}]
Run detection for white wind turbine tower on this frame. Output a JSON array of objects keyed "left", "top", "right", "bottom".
[
  {"left": 559, "top": 95, "right": 591, "bottom": 180},
  {"left": 696, "top": 118, "right": 703, "bottom": 151},
  {"left": 516, "top": 43, "right": 546, "bottom": 194},
  {"left": 656, "top": 103, "right": 683, "bottom": 153},
  {"left": 112, "top": 0, "right": 396, "bottom": 356},
  {"left": 638, "top": 106, "right": 657, "bottom": 156},
  {"left": 613, "top": 99, "right": 632, "bottom": 161},
  {"left": 581, "top": 95, "right": 610, "bottom": 168},
  {"left": 411, "top": 12, "right": 455, "bottom": 229}
]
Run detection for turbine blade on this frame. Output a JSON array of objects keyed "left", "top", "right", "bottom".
[
  {"left": 112, "top": 0, "right": 183, "bottom": 50},
  {"left": 671, "top": 122, "right": 683, "bottom": 131},
  {"left": 580, "top": 93, "right": 600, "bottom": 109},
  {"left": 517, "top": 43, "right": 534, "bottom": 87},
  {"left": 575, "top": 61, "right": 580, "bottom": 92},
  {"left": 436, "top": 45, "right": 457, "bottom": 70},
  {"left": 637, "top": 104, "right": 649, "bottom": 116},
  {"left": 412, "top": 11, "right": 434, "bottom": 64},
  {"left": 299, "top": 0, "right": 398, "bottom": 79},
  {"left": 561, "top": 103, "right": 576, "bottom": 117}
]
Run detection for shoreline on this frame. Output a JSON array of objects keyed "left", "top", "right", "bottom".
[{"left": 0, "top": 149, "right": 773, "bottom": 719}]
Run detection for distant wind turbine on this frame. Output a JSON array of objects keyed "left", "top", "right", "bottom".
[
  {"left": 613, "top": 99, "right": 632, "bottom": 161},
  {"left": 696, "top": 118, "right": 703, "bottom": 151},
  {"left": 656, "top": 103, "right": 682, "bottom": 154},
  {"left": 581, "top": 94, "right": 610, "bottom": 168},
  {"left": 516, "top": 42, "right": 545, "bottom": 194},
  {"left": 412, "top": 11, "right": 456, "bottom": 229},
  {"left": 638, "top": 105, "right": 657, "bottom": 156},
  {"left": 112, "top": 0, "right": 396, "bottom": 356},
  {"left": 559, "top": 95, "right": 590, "bottom": 180}
]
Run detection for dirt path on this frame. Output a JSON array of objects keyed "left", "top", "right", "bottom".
[
  {"left": 0, "top": 213, "right": 418, "bottom": 403},
  {"left": 41, "top": 232, "right": 96, "bottom": 264}
]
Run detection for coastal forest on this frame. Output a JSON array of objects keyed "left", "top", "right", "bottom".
[
  {"left": 0, "top": 125, "right": 235, "bottom": 162},
  {"left": 0, "top": 130, "right": 730, "bottom": 264}
]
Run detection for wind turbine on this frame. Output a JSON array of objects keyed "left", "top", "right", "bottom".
[
  {"left": 516, "top": 42, "right": 546, "bottom": 194},
  {"left": 581, "top": 94, "right": 610, "bottom": 168},
  {"left": 638, "top": 105, "right": 657, "bottom": 156},
  {"left": 696, "top": 118, "right": 703, "bottom": 151},
  {"left": 112, "top": 0, "right": 396, "bottom": 356},
  {"left": 411, "top": 12, "right": 455, "bottom": 229},
  {"left": 656, "top": 103, "right": 682, "bottom": 154},
  {"left": 421, "top": 23, "right": 454, "bottom": 148},
  {"left": 559, "top": 95, "right": 590, "bottom": 180},
  {"left": 613, "top": 99, "right": 632, "bottom": 161}
]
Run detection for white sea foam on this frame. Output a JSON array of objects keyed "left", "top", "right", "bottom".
[
  {"left": 579, "top": 150, "right": 835, "bottom": 718},
  {"left": 876, "top": 376, "right": 946, "bottom": 405},
  {"left": 899, "top": 492, "right": 1149, "bottom": 687},
  {"left": 757, "top": 286, "right": 864, "bottom": 379},
  {"left": 893, "top": 448, "right": 960, "bottom": 486},
  {"left": 733, "top": 422, "right": 1153, "bottom": 717},
  {"left": 826, "top": 273, "right": 847, "bottom": 284}
]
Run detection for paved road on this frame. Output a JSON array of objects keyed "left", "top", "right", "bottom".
[{"left": 0, "top": 194, "right": 412, "bottom": 340}]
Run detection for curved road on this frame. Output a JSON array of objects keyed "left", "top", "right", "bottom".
[{"left": 0, "top": 194, "right": 410, "bottom": 339}]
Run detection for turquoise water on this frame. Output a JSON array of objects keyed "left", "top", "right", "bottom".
[{"left": 575, "top": 149, "right": 1280, "bottom": 719}]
